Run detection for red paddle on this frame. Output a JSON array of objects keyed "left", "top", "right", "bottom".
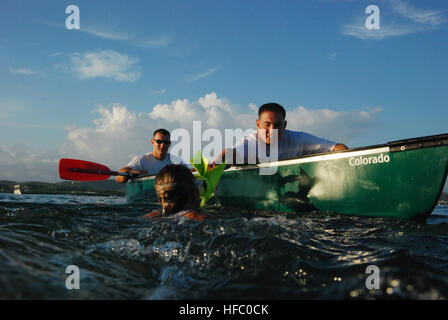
[{"left": 59, "top": 159, "right": 131, "bottom": 181}]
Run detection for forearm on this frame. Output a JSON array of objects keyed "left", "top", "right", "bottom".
[
  {"left": 115, "top": 167, "right": 147, "bottom": 183},
  {"left": 214, "top": 148, "right": 236, "bottom": 165},
  {"left": 116, "top": 167, "right": 130, "bottom": 183}
]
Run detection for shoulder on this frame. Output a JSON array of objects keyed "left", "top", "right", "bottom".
[
  {"left": 284, "top": 129, "right": 305, "bottom": 137},
  {"left": 284, "top": 130, "right": 326, "bottom": 141},
  {"left": 131, "top": 153, "right": 151, "bottom": 162},
  {"left": 128, "top": 154, "right": 146, "bottom": 168},
  {"left": 235, "top": 130, "right": 256, "bottom": 147},
  {"left": 167, "top": 153, "right": 185, "bottom": 164},
  {"left": 182, "top": 210, "right": 211, "bottom": 221},
  {"left": 281, "top": 130, "right": 306, "bottom": 143},
  {"left": 138, "top": 153, "right": 160, "bottom": 165},
  {"left": 129, "top": 155, "right": 142, "bottom": 162},
  {"left": 141, "top": 210, "right": 162, "bottom": 219},
  {"left": 141, "top": 153, "right": 155, "bottom": 160}
]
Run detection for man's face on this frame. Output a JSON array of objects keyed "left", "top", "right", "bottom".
[
  {"left": 256, "top": 111, "right": 287, "bottom": 144},
  {"left": 151, "top": 132, "right": 171, "bottom": 159}
]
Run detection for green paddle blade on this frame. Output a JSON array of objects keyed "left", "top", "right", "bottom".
[
  {"left": 201, "top": 162, "right": 226, "bottom": 206},
  {"left": 190, "top": 151, "right": 225, "bottom": 206},
  {"left": 191, "top": 150, "right": 208, "bottom": 177}
]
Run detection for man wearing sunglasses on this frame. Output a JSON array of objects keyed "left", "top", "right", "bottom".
[{"left": 116, "top": 128, "right": 185, "bottom": 183}]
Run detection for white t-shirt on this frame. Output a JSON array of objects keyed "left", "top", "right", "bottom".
[
  {"left": 233, "top": 130, "right": 338, "bottom": 163},
  {"left": 127, "top": 153, "right": 186, "bottom": 175}
]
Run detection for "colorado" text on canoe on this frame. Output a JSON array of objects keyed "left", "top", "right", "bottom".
[{"left": 349, "top": 153, "right": 390, "bottom": 167}]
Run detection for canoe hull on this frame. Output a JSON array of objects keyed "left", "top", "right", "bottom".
[{"left": 126, "top": 134, "right": 448, "bottom": 221}]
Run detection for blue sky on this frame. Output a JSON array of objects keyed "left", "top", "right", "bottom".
[{"left": 0, "top": 0, "right": 447, "bottom": 190}]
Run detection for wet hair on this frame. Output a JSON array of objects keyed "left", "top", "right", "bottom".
[
  {"left": 258, "top": 103, "right": 286, "bottom": 119},
  {"left": 154, "top": 165, "right": 198, "bottom": 215},
  {"left": 153, "top": 128, "right": 170, "bottom": 138}
]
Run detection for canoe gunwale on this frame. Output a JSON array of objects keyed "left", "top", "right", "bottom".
[
  {"left": 388, "top": 133, "right": 448, "bottom": 153},
  {"left": 270, "top": 132, "right": 448, "bottom": 164}
]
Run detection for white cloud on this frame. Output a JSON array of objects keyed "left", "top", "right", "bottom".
[
  {"left": 286, "top": 106, "right": 382, "bottom": 143},
  {"left": 0, "top": 122, "right": 60, "bottom": 129},
  {"left": 329, "top": 52, "right": 338, "bottom": 61},
  {"left": 152, "top": 89, "right": 166, "bottom": 95},
  {"left": 81, "top": 26, "right": 132, "bottom": 41},
  {"left": 150, "top": 92, "right": 240, "bottom": 129},
  {"left": 60, "top": 104, "right": 159, "bottom": 171},
  {"left": 342, "top": 22, "right": 419, "bottom": 40},
  {"left": 72, "top": 23, "right": 174, "bottom": 49},
  {"left": 0, "top": 144, "right": 59, "bottom": 182},
  {"left": 342, "top": 0, "right": 447, "bottom": 40},
  {"left": 78, "top": 25, "right": 173, "bottom": 48},
  {"left": 70, "top": 50, "right": 141, "bottom": 82},
  {"left": 47, "top": 19, "right": 175, "bottom": 50},
  {"left": 9, "top": 68, "right": 36, "bottom": 76},
  {"left": 0, "top": 101, "right": 30, "bottom": 113},
  {"left": 139, "top": 35, "right": 174, "bottom": 48},
  {"left": 189, "top": 66, "right": 221, "bottom": 82},
  {"left": 390, "top": 0, "right": 447, "bottom": 26},
  {"left": 0, "top": 101, "right": 32, "bottom": 124}
]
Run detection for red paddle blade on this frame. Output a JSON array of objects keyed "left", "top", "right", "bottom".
[{"left": 59, "top": 159, "right": 112, "bottom": 181}]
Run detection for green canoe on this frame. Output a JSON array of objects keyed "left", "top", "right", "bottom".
[{"left": 126, "top": 133, "right": 448, "bottom": 221}]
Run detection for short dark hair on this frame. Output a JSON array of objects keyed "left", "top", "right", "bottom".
[
  {"left": 153, "top": 128, "right": 170, "bottom": 138},
  {"left": 258, "top": 103, "right": 286, "bottom": 119}
]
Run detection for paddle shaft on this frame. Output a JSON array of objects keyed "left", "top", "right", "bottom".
[{"left": 70, "top": 168, "right": 130, "bottom": 177}]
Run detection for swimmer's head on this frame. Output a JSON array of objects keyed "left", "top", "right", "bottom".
[{"left": 154, "top": 165, "right": 200, "bottom": 215}]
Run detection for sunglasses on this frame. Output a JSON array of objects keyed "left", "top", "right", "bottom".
[{"left": 154, "top": 139, "right": 171, "bottom": 145}]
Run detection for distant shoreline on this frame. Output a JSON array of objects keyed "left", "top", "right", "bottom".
[
  {"left": 0, "top": 180, "right": 125, "bottom": 197},
  {"left": 2, "top": 180, "right": 447, "bottom": 203},
  {"left": 1, "top": 191, "right": 125, "bottom": 197}
]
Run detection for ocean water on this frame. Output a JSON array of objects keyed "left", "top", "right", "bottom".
[{"left": 1, "top": 192, "right": 447, "bottom": 300}]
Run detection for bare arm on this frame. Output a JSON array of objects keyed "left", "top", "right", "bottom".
[
  {"left": 115, "top": 166, "right": 148, "bottom": 183},
  {"left": 214, "top": 148, "right": 237, "bottom": 166},
  {"left": 332, "top": 143, "right": 348, "bottom": 151}
]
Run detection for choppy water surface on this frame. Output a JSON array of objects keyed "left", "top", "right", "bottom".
[{"left": 1, "top": 192, "right": 447, "bottom": 299}]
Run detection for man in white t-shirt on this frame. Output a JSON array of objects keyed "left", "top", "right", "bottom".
[
  {"left": 116, "top": 129, "right": 185, "bottom": 183},
  {"left": 215, "top": 103, "right": 348, "bottom": 165}
]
